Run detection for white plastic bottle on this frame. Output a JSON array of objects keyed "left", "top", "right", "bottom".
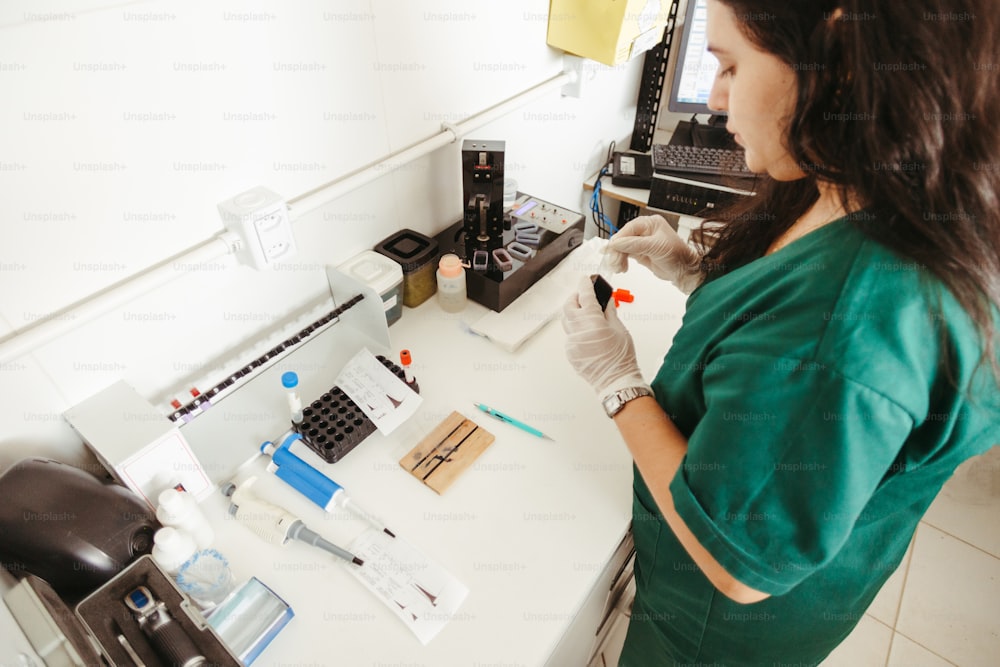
[
  {"left": 151, "top": 527, "right": 197, "bottom": 575},
  {"left": 436, "top": 253, "right": 467, "bottom": 312},
  {"left": 156, "top": 488, "right": 214, "bottom": 549}
]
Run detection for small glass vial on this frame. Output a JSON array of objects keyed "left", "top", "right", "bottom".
[
  {"left": 282, "top": 371, "right": 304, "bottom": 424},
  {"left": 436, "top": 254, "right": 467, "bottom": 312}
]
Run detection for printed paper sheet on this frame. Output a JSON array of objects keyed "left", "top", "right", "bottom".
[{"left": 344, "top": 529, "right": 468, "bottom": 644}]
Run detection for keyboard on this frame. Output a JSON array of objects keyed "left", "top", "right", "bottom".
[{"left": 652, "top": 143, "right": 754, "bottom": 179}]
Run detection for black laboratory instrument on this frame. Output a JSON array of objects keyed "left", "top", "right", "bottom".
[
  {"left": 462, "top": 139, "right": 506, "bottom": 262},
  {"left": 124, "top": 585, "right": 206, "bottom": 667},
  {"left": 437, "top": 139, "right": 585, "bottom": 312},
  {"left": 0, "top": 458, "right": 157, "bottom": 600}
]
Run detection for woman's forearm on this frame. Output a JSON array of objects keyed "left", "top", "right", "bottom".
[{"left": 613, "top": 395, "right": 770, "bottom": 604}]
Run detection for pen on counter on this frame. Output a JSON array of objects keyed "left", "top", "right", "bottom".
[{"left": 474, "top": 403, "right": 554, "bottom": 441}]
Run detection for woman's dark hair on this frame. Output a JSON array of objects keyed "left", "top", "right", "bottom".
[{"left": 701, "top": 0, "right": 1000, "bottom": 375}]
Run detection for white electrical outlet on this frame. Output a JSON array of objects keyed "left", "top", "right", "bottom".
[{"left": 217, "top": 186, "right": 297, "bottom": 270}]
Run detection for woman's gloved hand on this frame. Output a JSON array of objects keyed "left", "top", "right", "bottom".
[
  {"left": 562, "top": 275, "right": 650, "bottom": 402},
  {"left": 603, "top": 215, "right": 703, "bottom": 294}
]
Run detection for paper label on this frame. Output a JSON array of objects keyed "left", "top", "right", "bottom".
[{"left": 336, "top": 348, "right": 422, "bottom": 435}]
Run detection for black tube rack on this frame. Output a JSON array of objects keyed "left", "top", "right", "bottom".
[{"left": 293, "top": 355, "right": 418, "bottom": 464}]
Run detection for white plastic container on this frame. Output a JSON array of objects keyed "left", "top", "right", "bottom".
[
  {"left": 151, "top": 526, "right": 198, "bottom": 575},
  {"left": 436, "top": 253, "right": 467, "bottom": 312},
  {"left": 157, "top": 488, "right": 214, "bottom": 549},
  {"left": 337, "top": 250, "right": 404, "bottom": 325}
]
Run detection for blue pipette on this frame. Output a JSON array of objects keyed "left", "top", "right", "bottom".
[{"left": 260, "top": 432, "right": 395, "bottom": 537}]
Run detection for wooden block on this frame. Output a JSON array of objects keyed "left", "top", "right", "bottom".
[{"left": 399, "top": 411, "right": 494, "bottom": 494}]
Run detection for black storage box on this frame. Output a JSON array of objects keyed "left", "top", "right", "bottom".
[{"left": 374, "top": 229, "right": 440, "bottom": 307}]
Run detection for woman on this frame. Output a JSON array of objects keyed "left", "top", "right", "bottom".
[{"left": 562, "top": 0, "right": 999, "bottom": 664}]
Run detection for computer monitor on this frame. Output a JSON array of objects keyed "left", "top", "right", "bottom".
[{"left": 666, "top": 0, "right": 720, "bottom": 116}]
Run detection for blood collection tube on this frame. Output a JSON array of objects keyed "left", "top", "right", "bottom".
[
  {"left": 399, "top": 350, "right": 414, "bottom": 385},
  {"left": 281, "top": 371, "right": 304, "bottom": 425}
]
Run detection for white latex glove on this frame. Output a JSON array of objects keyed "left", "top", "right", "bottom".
[
  {"left": 604, "top": 215, "right": 703, "bottom": 294},
  {"left": 562, "top": 275, "right": 650, "bottom": 402}
]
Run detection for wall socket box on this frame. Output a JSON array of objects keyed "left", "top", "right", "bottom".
[{"left": 218, "top": 186, "right": 297, "bottom": 269}]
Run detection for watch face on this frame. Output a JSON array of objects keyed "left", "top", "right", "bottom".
[
  {"left": 604, "top": 387, "right": 651, "bottom": 417},
  {"left": 603, "top": 395, "right": 623, "bottom": 418}
]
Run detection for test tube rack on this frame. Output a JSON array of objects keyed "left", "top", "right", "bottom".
[{"left": 293, "top": 355, "right": 418, "bottom": 464}]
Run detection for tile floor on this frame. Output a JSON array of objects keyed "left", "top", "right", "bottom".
[
  {"left": 593, "top": 447, "right": 1000, "bottom": 667},
  {"left": 820, "top": 446, "right": 1000, "bottom": 667}
]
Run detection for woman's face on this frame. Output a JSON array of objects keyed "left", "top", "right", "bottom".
[{"left": 705, "top": 0, "right": 806, "bottom": 181}]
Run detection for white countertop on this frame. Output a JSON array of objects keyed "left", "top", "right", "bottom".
[{"left": 184, "top": 256, "right": 688, "bottom": 666}]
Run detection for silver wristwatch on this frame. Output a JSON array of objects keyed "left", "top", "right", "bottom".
[{"left": 602, "top": 386, "right": 654, "bottom": 418}]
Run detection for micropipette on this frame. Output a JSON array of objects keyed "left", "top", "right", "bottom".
[
  {"left": 223, "top": 476, "right": 363, "bottom": 566},
  {"left": 261, "top": 432, "right": 396, "bottom": 537}
]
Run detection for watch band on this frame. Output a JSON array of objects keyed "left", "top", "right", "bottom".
[{"left": 602, "top": 386, "right": 653, "bottom": 418}]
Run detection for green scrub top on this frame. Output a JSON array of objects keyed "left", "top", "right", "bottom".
[{"left": 619, "top": 213, "right": 1000, "bottom": 666}]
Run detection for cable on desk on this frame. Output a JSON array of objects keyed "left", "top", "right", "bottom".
[{"left": 591, "top": 141, "right": 619, "bottom": 239}]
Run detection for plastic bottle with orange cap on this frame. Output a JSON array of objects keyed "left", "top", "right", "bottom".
[{"left": 436, "top": 253, "right": 467, "bottom": 312}]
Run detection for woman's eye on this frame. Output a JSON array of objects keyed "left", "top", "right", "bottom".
[{"left": 718, "top": 66, "right": 735, "bottom": 79}]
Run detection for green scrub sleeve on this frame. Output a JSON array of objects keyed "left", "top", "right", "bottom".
[{"left": 667, "top": 352, "right": 915, "bottom": 596}]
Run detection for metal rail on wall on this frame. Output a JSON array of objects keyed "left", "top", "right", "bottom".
[{"left": 0, "top": 71, "right": 573, "bottom": 366}]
